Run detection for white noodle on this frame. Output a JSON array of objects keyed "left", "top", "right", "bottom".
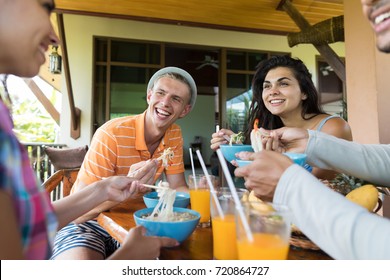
[
  {"left": 147, "top": 182, "right": 176, "bottom": 222},
  {"left": 157, "top": 147, "right": 174, "bottom": 167}
]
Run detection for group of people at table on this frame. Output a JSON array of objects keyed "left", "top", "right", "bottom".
[{"left": 1, "top": 0, "right": 390, "bottom": 260}]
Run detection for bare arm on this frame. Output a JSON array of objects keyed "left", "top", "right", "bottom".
[
  {"left": 166, "top": 173, "right": 188, "bottom": 192},
  {"left": 71, "top": 161, "right": 157, "bottom": 223},
  {"left": 72, "top": 199, "right": 121, "bottom": 224},
  {"left": 53, "top": 177, "right": 145, "bottom": 228},
  {"left": 69, "top": 180, "right": 120, "bottom": 223}
]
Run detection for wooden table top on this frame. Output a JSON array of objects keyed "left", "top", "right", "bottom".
[{"left": 97, "top": 197, "right": 332, "bottom": 260}]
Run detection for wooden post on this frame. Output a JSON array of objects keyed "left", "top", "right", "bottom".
[
  {"left": 383, "top": 195, "right": 390, "bottom": 218},
  {"left": 57, "top": 13, "right": 81, "bottom": 139}
]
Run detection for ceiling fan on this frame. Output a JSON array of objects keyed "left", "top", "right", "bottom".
[
  {"left": 320, "top": 65, "right": 334, "bottom": 76},
  {"left": 188, "top": 55, "right": 219, "bottom": 70}
]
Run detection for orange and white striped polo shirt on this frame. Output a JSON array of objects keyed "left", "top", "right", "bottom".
[{"left": 73, "top": 111, "right": 184, "bottom": 190}]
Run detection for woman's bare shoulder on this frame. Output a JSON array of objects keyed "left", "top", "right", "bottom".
[{"left": 318, "top": 115, "right": 352, "bottom": 141}]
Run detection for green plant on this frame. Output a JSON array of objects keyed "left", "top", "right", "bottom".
[
  {"left": 320, "top": 173, "right": 389, "bottom": 196},
  {"left": 227, "top": 93, "right": 251, "bottom": 133},
  {"left": 11, "top": 93, "right": 58, "bottom": 143},
  {"left": 1, "top": 75, "right": 59, "bottom": 143}
]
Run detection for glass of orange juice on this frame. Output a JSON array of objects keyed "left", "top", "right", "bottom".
[
  {"left": 188, "top": 174, "right": 218, "bottom": 228},
  {"left": 236, "top": 202, "right": 292, "bottom": 260},
  {"left": 210, "top": 187, "right": 248, "bottom": 260}
]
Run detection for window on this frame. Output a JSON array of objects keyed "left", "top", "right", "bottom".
[
  {"left": 93, "top": 38, "right": 162, "bottom": 131},
  {"left": 316, "top": 56, "right": 345, "bottom": 118}
]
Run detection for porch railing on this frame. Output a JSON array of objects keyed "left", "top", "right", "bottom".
[{"left": 23, "top": 142, "right": 67, "bottom": 200}]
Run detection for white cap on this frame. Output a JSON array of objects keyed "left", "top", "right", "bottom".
[{"left": 147, "top": 67, "right": 197, "bottom": 110}]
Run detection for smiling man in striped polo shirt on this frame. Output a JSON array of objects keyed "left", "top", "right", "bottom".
[{"left": 51, "top": 67, "right": 197, "bottom": 260}]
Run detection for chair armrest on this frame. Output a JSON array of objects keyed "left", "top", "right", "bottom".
[{"left": 42, "top": 168, "right": 80, "bottom": 197}]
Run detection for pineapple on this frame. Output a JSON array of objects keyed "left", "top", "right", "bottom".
[
  {"left": 320, "top": 173, "right": 367, "bottom": 196},
  {"left": 321, "top": 174, "right": 380, "bottom": 212}
]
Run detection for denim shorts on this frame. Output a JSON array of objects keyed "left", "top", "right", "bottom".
[{"left": 50, "top": 220, "right": 120, "bottom": 259}]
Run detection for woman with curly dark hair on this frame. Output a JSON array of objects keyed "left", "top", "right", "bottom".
[{"left": 211, "top": 55, "right": 352, "bottom": 180}]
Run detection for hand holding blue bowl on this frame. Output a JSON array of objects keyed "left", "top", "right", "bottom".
[
  {"left": 219, "top": 144, "right": 254, "bottom": 162},
  {"left": 236, "top": 159, "right": 252, "bottom": 167}
]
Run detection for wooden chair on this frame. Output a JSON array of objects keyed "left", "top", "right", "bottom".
[
  {"left": 41, "top": 145, "right": 88, "bottom": 200},
  {"left": 42, "top": 168, "right": 80, "bottom": 199}
]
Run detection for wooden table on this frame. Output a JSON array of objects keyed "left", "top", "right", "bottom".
[{"left": 97, "top": 197, "right": 332, "bottom": 260}]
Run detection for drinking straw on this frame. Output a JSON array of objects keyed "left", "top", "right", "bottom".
[
  {"left": 189, "top": 148, "right": 198, "bottom": 189},
  {"left": 195, "top": 149, "right": 224, "bottom": 219},
  {"left": 216, "top": 148, "right": 253, "bottom": 242}
]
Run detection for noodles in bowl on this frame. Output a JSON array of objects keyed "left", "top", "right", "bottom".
[
  {"left": 147, "top": 185, "right": 177, "bottom": 222},
  {"left": 134, "top": 182, "right": 200, "bottom": 242},
  {"left": 134, "top": 207, "right": 200, "bottom": 243}
]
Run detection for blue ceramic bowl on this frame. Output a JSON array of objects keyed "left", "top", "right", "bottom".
[
  {"left": 143, "top": 192, "right": 190, "bottom": 209},
  {"left": 236, "top": 159, "right": 252, "bottom": 167},
  {"left": 283, "top": 152, "right": 307, "bottom": 166},
  {"left": 237, "top": 153, "right": 307, "bottom": 167},
  {"left": 133, "top": 207, "right": 200, "bottom": 243},
  {"left": 219, "top": 144, "right": 254, "bottom": 162}
]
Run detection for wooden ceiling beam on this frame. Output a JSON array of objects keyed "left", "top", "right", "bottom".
[
  {"left": 278, "top": 0, "right": 346, "bottom": 82},
  {"left": 23, "top": 78, "right": 60, "bottom": 125}
]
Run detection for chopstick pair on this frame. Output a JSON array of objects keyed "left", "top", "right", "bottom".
[
  {"left": 142, "top": 183, "right": 169, "bottom": 191},
  {"left": 102, "top": 176, "right": 169, "bottom": 190}
]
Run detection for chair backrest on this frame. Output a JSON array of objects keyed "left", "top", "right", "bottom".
[
  {"left": 42, "top": 145, "right": 88, "bottom": 200},
  {"left": 43, "top": 145, "right": 88, "bottom": 171}
]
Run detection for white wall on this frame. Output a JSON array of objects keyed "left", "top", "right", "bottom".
[
  {"left": 344, "top": 1, "right": 390, "bottom": 144},
  {"left": 61, "top": 14, "right": 345, "bottom": 163},
  {"left": 176, "top": 95, "right": 215, "bottom": 166}
]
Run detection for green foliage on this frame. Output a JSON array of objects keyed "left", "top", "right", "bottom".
[
  {"left": 227, "top": 94, "right": 251, "bottom": 133},
  {"left": 324, "top": 173, "right": 371, "bottom": 196},
  {"left": 11, "top": 97, "right": 57, "bottom": 143},
  {"left": 227, "top": 107, "right": 242, "bottom": 132}
]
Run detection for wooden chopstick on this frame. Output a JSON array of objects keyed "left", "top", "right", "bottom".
[
  {"left": 222, "top": 135, "right": 231, "bottom": 142},
  {"left": 142, "top": 183, "right": 169, "bottom": 190}
]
